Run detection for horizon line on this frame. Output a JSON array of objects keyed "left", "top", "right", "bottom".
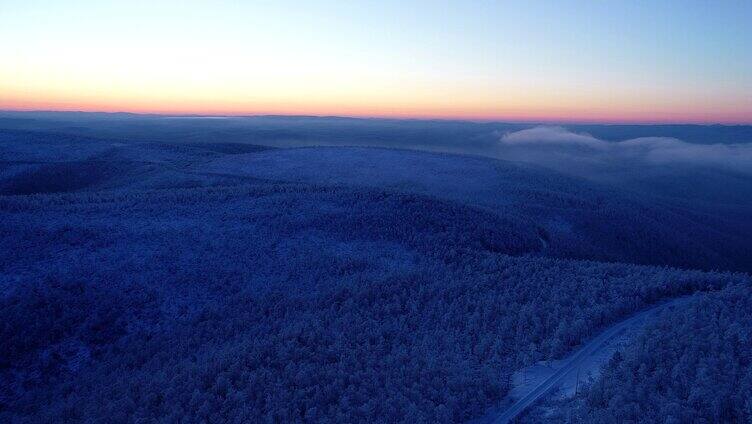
[{"left": 1, "top": 108, "right": 751, "bottom": 126}]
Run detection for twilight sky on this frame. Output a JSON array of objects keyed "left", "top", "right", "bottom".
[{"left": 1, "top": 0, "right": 750, "bottom": 123}]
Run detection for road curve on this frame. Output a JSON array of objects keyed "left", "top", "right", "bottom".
[{"left": 492, "top": 296, "right": 692, "bottom": 424}]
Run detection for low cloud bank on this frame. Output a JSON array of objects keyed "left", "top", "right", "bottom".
[
  {"left": 498, "top": 126, "right": 752, "bottom": 173},
  {"left": 500, "top": 126, "right": 608, "bottom": 150}
]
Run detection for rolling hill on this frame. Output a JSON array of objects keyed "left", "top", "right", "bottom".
[{"left": 1, "top": 126, "right": 751, "bottom": 423}]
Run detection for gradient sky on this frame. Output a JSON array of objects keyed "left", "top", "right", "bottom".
[{"left": 1, "top": 0, "right": 751, "bottom": 123}]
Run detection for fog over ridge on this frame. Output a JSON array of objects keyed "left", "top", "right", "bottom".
[{"left": 498, "top": 126, "right": 752, "bottom": 174}]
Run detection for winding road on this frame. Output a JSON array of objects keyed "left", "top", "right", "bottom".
[{"left": 492, "top": 296, "right": 692, "bottom": 424}]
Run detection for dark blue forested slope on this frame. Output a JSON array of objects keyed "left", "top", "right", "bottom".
[
  {"left": 3, "top": 129, "right": 751, "bottom": 272},
  {"left": 2, "top": 183, "right": 747, "bottom": 423},
  {"left": 1, "top": 127, "right": 751, "bottom": 423},
  {"left": 519, "top": 284, "right": 752, "bottom": 423},
  {"left": 581, "top": 284, "right": 752, "bottom": 423},
  {"left": 201, "top": 146, "right": 752, "bottom": 273}
]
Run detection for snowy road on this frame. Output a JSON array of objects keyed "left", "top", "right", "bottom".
[{"left": 492, "top": 296, "right": 692, "bottom": 424}]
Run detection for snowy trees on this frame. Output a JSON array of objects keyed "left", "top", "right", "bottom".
[
  {"left": 2, "top": 132, "right": 750, "bottom": 422},
  {"left": 1, "top": 180, "right": 747, "bottom": 423},
  {"left": 546, "top": 285, "right": 752, "bottom": 423}
]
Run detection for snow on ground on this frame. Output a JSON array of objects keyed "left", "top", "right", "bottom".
[
  {"left": 471, "top": 296, "right": 694, "bottom": 424},
  {"left": 509, "top": 324, "right": 639, "bottom": 401},
  {"left": 197, "top": 146, "right": 572, "bottom": 208}
]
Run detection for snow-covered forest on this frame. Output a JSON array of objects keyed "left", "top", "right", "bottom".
[
  {"left": 1, "top": 117, "right": 751, "bottom": 423},
  {"left": 519, "top": 284, "right": 752, "bottom": 423}
]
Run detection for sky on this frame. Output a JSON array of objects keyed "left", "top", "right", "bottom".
[{"left": 1, "top": 0, "right": 750, "bottom": 123}]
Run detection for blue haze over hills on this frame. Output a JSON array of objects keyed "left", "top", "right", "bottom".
[{"left": 1, "top": 111, "right": 751, "bottom": 422}]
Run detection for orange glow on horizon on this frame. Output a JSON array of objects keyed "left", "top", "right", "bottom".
[
  {"left": 2, "top": 1, "right": 751, "bottom": 126},
  {"left": 2, "top": 48, "right": 750, "bottom": 125},
  {"left": 2, "top": 96, "right": 750, "bottom": 125}
]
